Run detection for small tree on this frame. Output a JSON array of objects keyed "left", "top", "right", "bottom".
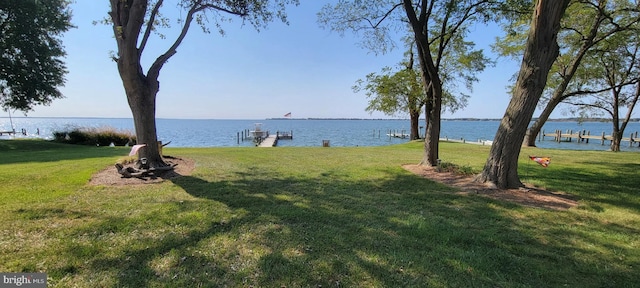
[
  {"left": 319, "top": 0, "right": 494, "bottom": 166},
  {"left": 354, "top": 40, "right": 475, "bottom": 140},
  {"left": 354, "top": 47, "right": 425, "bottom": 140},
  {"left": 108, "top": 0, "right": 297, "bottom": 168},
  {"left": 565, "top": 29, "right": 640, "bottom": 152},
  {"left": 0, "top": 0, "right": 72, "bottom": 112}
]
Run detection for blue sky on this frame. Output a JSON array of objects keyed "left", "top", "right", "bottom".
[{"left": 27, "top": 1, "right": 526, "bottom": 120}]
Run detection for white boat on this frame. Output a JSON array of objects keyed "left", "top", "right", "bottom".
[{"left": 249, "top": 123, "right": 269, "bottom": 140}]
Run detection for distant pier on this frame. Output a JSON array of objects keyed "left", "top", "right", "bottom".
[
  {"left": 0, "top": 130, "right": 16, "bottom": 136},
  {"left": 0, "top": 128, "right": 31, "bottom": 136},
  {"left": 387, "top": 132, "right": 411, "bottom": 139},
  {"left": 237, "top": 129, "right": 293, "bottom": 147},
  {"left": 540, "top": 129, "right": 640, "bottom": 147},
  {"left": 440, "top": 137, "right": 493, "bottom": 145}
]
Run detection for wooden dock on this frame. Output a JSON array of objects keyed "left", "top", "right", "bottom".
[
  {"left": 387, "top": 133, "right": 410, "bottom": 139},
  {"left": 440, "top": 137, "right": 493, "bottom": 145},
  {"left": 258, "top": 135, "right": 278, "bottom": 147},
  {"left": 541, "top": 129, "right": 640, "bottom": 147},
  {"left": 0, "top": 129, "right": 29, "bottom": 136},
  {"left": 276, "top": 131, "right": 293, "bottom": 139}
]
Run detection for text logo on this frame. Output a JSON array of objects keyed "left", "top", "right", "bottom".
[{"left": 0, "top": 273, "right": 47, "bottom": 288}]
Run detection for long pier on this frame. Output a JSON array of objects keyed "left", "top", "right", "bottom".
[{"left": 541, "top": 129, "right": 640, "bottom": 147}]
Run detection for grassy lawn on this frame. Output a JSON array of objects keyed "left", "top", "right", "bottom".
[{"left": 0, "top": 139, "right": 638, "bottom": 287}]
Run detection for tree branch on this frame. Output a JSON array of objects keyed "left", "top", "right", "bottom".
[
  {"left": 139, "top": 0, "right": 163, "bottom": 57},
  {"left": 566, "top": 100, "right": 614, "bottom": 116},
  {"left": 147, "top": 2, "right": 198, "bottom": 81},
  {"left": 200, "top": 3, "right": 250, "bottom": 17},
  {"left": 563, "top": 77, "right": 639, "bottom": 99},
  {"left": 146, "top": 0, "right": 251, "bottom": 81},
  {"left": 368, "top": 3, "right": 404, "bottom": 29},
  {"left": 621, "top": 81, "right": 640, "bottom": 132}
]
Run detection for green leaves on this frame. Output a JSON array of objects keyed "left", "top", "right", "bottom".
[
  {"left": 0, "top": 0, "right": 73, "bottom": 112},
  {"left": 353, "top": 61, "right": 424, "bottom": 117}
]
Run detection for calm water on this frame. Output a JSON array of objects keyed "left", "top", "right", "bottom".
[{"left": 2, "top": 117, "right": 640, "bottom": 151}]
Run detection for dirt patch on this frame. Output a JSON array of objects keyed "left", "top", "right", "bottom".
[
  {"left": 402, "top": 164, "right": 578, "bottom": 210},
  {"left": 89, "top": 156, "right": 195, "bottom": 186}
]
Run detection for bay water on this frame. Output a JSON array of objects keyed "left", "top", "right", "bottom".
[{"left": 2, "top": 117, "right": 640, "bottom": 151}]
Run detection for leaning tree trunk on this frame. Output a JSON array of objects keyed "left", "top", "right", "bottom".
[
  {"left": 477, "top": 0, "right": 569, "bottom": 189},
  {"left": 524, "top": 95, "right": 561, "bottom": 147},
  {"left": 613, "top": 82, "right": 640, "bottom": 152},
  {"left": 524, "top": 5, "right": 604, "bottom": 147}
]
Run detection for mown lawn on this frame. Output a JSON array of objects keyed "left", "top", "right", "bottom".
[{"left": 0, "top": 140, "right": 638, "bottom": 287}]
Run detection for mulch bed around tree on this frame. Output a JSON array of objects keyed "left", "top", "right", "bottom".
[
  {"left": 402, "top": 164, "right": 578, "bottom": 210},
  {"left": 89, "top": 156, "right": 195, "bottom": 186}
]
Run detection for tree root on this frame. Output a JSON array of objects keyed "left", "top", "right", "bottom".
[{"left": 115, "top": 162, "right": 177, "bottom": 179}]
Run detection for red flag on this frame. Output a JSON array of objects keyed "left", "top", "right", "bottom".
[
  {"left": 529, "top": 156, "right": 550, "bottom": 167},
  {"left": 284, "top": 112, "right": 292, "bottom": 117}
]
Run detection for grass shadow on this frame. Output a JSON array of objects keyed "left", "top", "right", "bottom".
[
  {"left": 524, "top": 159, "right": 640, "bottom": 212},
  {"left": 2, "top": 143, "right": 637, "bottom": 286},
  {"left": 161, "top": 167, "right": 637, "bottom": 287}
]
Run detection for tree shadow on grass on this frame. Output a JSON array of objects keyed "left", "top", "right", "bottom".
[
  {"left": 41, "top": 165, "right": 638, "bottom": 287},
  {"left": 525, "top": 159, "right": 640, "bottom": 212},
  {"left": 166, "top": 168, "right": 637, "bottom": 287}
]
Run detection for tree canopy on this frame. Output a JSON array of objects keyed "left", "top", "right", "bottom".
[
  {"left": 494, "top": 0, "right": 640, "bottom": 147},
  {"left": 108, "top": 0, "right": 297, "bottom": 167},
  {"left": 565, "top": 28, "right": 640, "bottom": 151},
  {"left": 319, "top": 0, "right": 496, "bottom": 166},
  {"left": 0, "top": 0, "right": 72, "bottom": 112}
]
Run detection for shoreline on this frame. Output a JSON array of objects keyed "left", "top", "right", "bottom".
[{"left": 2, "top": 116, "right": 636, "bottom": 122}]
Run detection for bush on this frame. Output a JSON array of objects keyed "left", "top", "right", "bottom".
[
  {"left": 53, "top": 126, "right": 136, "bottom": 146},
  {"left": 437, "top": 161, "right": 476, "bottom": 175}
]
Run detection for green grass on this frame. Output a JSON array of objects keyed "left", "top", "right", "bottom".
[{"left": 0, "top": 139, "right": 638, "bottom": 287}]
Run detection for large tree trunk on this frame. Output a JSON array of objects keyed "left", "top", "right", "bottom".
[
  {"left": 117, "top": 60, "right": 166, "bottom": 167},
  {"left": 403, "top": 0, "right": 444, "bottom": 167},
  {"left": 611, "top": 130, "right": 621, "bottom": 152},
  {"left": 422, "top": 90, "right": 441, "bottom": 166},
  {"left": 110, "top": 0, "right": 168, "bottom": 168},
  {"left": 477, "top": 0, "right": 569, "bottom": 189},
  {"left": 409, "top": 108, "right": 421, "bottom": 140}
]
